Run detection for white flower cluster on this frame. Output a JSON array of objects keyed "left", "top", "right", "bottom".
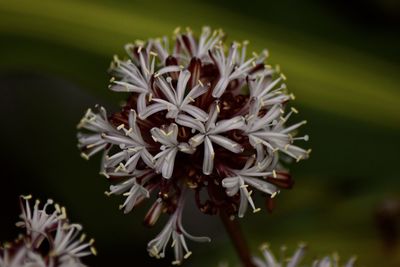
[
  {"left": 253, "top": 244, "right": 356, "bottom": 267},
  {"left": 0, "top": 195, "right": 95, "bottom": 267},
  {"left": 77, "top": 26, "right": 310, "bottom": 264},
  {"left": 220, "top": 244, "right": 356, "bottom": 267}
]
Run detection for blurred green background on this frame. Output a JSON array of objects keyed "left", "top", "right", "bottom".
[{"left": 1, "top": 0, "right": 399, "bottom": 266}]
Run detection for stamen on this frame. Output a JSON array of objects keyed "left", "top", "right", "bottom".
[
  {"left": 80, "top": 153, "right": 89, "bottom": 160},
  {"left": 253, "top": 208, "right": 261, "bottom": 213},
  {"left": 184, "top": 251, "right": 192, "bottom": 259},
  {"left": 22, "top": 195, "right": 32, "bottom": 200},
  {"left": 173, "top": 27, "right": 181, "bottom": 35},
  {"left": 90, "top": 246, "right": 98, "bottom": 256}
]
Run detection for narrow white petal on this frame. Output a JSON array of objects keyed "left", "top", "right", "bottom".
[
  {"left": 161, "top": 148, "right": 178, "bottom": 179},
  {"left": 176, "top": 70, "right": 191, "bottom": 103},
  {"left": 182, "top": 105, "right": 208, "bottom": 121},
  {"left": 202, "top": 136, "right": 215, "bottom": 175},
  {"left": 139, "top": 103, "right": 168, "bottom": 119},
  {"left": 175, "top": 114, "right": 205, "bottom": 133},
  {"left": 208, "top": 135, "right": 243, "bottom": 153}
]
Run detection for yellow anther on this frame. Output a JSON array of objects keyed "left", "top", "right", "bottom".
[
  {"left": 80, "top": 233, "right": 86, "bottom": 242},
  {"left": 253, "top": 208, "right": 261, "bottom": 213},
  {"left": 184, "top": 251, "right": 192, "bottom": 259},
  {"left": 80, "top": 153, "right": 89, "bottom": 160},
  {"left": 173, "top": 27, "right": 181, "bottom": 35},
  {"left": 91, "top": 246, "right": 98, "bottom": 256},
  {"left": 259, "top": 242, "right": 269, "bottom": 251}
]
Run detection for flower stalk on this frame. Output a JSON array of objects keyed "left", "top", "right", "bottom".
[{"left": 220, "top": 209, "right": 256, "bottom": 267}]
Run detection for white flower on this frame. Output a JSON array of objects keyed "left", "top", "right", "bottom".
[
  {"left": 251, "top": 244, "right": 357, "bottom": 267},
  {"left": 249, "top": 74, "right": 291, "bottom": 108},
  {"left": 151, "top": 123, "right": 194, "bottom": 178},
  {"left": 147, "top": 194, "right": 211, "bottom": 265},
  {"left": 77, "top": 27, "right": 311, "bottom": 264},
  {"left": 176, "top": 101, "right": 245, "bottom": 175},
  {"left": 16, "top": 195, "right": 64, "bottom": 248},
  {"left": 253, "top": 244, "right": 306, "bottom": 267},
  {"left": 222, "top": 156, "right": 278, "bottom": 217},
  {"left": 51, "top": 223, "right": 96, "bottom": 261},
  {"left": 0, "top": 247, "right": 29, "bottom": 267},
  {"left": 245, "top": 103, "right": 310, "bottom": 162},
  {"left": 312, "top": 255, "right": 356, "bottom": 267},
  {"left": 77, "top": 107, "right": 118, "bottom": 160},
  {"left": 1, "top": 196, "right": 95, "bottom": 267},
  {"left": 175, "top": 26, "right": 225, "bottom": 62},
  {"left": 105, "top": 169, "right": 156, "bottom": 214},
  {"left": 139, "top": 70, "right": 208, "bottom": 121},
  {"left": 110, "top": 47, "right": 181, "bottom": 114},
  {"left": 211, "top": 43, "right": 268, "bottom": 98},
  {"left": 101, "top": 109, "right": 154, "bottom": 170}
]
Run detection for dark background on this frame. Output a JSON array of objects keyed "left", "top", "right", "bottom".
[{"left": 0, "top": 0, "right": 399, "bottom": 266}]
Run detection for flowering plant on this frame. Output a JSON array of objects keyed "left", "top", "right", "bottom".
[
  {"left": 77, "top": 27, "right": 310, "bottom": 266},
  {"left": 0, "top": 195, "right": 96, "bottom": 267}
]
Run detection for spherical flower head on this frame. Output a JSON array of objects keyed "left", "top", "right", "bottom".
[
  {"left": 77, "top": 26, "right": 310, "bottom": 264},
  {"left": 0, "top": 195, "right": 96, "bottom": 267}
]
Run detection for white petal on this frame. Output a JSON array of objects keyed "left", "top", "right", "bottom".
[
  {"left": 189, "top": 133, "right": 205, "bottom": 147},
  {"left": 212, "top": 116, "right": 245, "bottom": 134},
  {"left": 175, "top": 114, "right": 205, "bottom": 133},
  {"left": 202, "top": 136, "right": 214, "bottom": 175},
  {"left": 139, "top": 103, "right": 168, "bottom": 119},
  {"left": 208, "top": 135, "right": 243, "bottom": 153},
  {"left": 155, "top": 76, "right": 177, "bottom": 104},
  {"left": 161, "top": 148, "right": 178, "bottom": 179},
  {"left": 182, "top": 105, "right": 208, "bottom": 121},
  {"left": 242, "top": 177, "right": 277, "bottom": 195},
  {"left": 176, "top": 70, "right": 191, "bottom": 103}
]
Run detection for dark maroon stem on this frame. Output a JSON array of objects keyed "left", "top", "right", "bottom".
[{"left": 219, "top": 209, "right": 256, "bottom": 267}]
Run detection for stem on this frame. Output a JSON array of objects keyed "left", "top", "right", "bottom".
[{"left": 219, "top": 209, "right": 256, "bottom": 267}]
